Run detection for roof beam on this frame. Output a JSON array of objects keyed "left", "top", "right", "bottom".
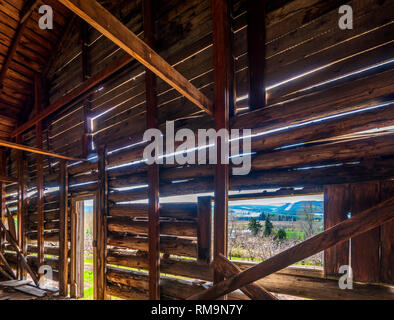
[
  {"left": 0, "top": 139, "right": 85, "bottom": 161},
  {"left": 0, "top": 0, "right": 40, "bottom": 89},
  {"left": 57, "top": 0, "right": 213, "bottom": 115}
]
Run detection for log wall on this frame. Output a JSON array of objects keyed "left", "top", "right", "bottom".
[{"left": 3, "top": 0, "right": 394, "bottom": 298}]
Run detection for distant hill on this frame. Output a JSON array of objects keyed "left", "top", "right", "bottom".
[{"left": 229, "top": 201, "right": 323, "bottom": 221}]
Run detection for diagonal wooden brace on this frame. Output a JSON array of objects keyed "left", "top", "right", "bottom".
[
  {"left": 213, "top": 254, "right": 278, "bottom": 300},
  {"left": 0, "top": 220, "right": 40, "bottom": 286},
  {"left": 188, "top": 196, "right": 394, "bottom": 300},
  {"left": 0, "top": 251, "right": 16, "bottom": 280}
]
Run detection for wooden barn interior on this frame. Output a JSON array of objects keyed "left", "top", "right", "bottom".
[{"left": 0, "top": 0, "right": 393, "bottom": 300}]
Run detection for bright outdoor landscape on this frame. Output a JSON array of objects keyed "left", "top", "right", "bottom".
[{"left": 228, "top": 195, "right": 324, "bottom": 266}]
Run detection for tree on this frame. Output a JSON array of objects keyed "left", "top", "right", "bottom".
[
  {"left": 274, "top": 228, "right": 287, "bottom": 241},
  {"left": 248, "top": 217, "right": 262, "bottom": 236},
  {"left": 298, "top": 201, "right": 317, "bottom": 239},
  {"left": 263, "top": 215, "right": 274, "bottom": 237},
  {"left": 258, "top": 212, "right": 266, "bottom": 221}
]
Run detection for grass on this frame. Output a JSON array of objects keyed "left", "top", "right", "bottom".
[{"left": 78, "top": 258, "right": 94, "bottom": 300}]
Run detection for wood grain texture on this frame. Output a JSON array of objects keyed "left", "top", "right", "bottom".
[
  {"left": 379, "top": 181, "right": 394, "bottom": 284},
  {"left": 213, "top": 254, "right": 277, "bottom": 300},
  {"left": 324, "top": 184, "right": 350, "bottom": 277},
  {"left": 350, "top": 182, "right": 380, "bottom": 282},
  {"left": 58, "top": 160, "right": 69, "bottom": 296},
  {"left": 58, "top": 0, "right": 213, "bottom": 115}
]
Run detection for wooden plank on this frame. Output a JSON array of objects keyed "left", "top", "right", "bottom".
[
  {"left": 58, "top": 0, "right": 213, "bottom": 115},
  {"left": 96, "top": 146, "right": 107, "bottom": 300},
  {"left": 232, "top": 69, "right": 394, "bottom": 131},
  {"left": 0, "top": 280, "right": 32, "bottom": 287},
  {"left": 0, "top": 139, "right": 85, "bottom": 161},
  {"left": 0, "top": 0, "right": 39, "bottom": 88},
  {"left": 107, "top": 218, "right": 197, "bottom": 237},
  {"left": 251, "top": 133, "right": 394, "bottom": 172},
  {"left": 14, "top": 285, "right": 46, "bottom": 298},
  {"left": 380, "top": 181, "right": 394, "bottom": 284},
  {"left": 211, "top": 0, "right": 233, "bottom": 286},
  {"left": 107, "top": 233, "right": 197, "bottom": 258},
  {"left": 324, "top": 184, "right": 350, "bottom": 277},
  {"left": 187, "top": 196, "right": 394, "bottom": 300},
  {"left": 197, "top": 197, "right": 212, "bottom": 263},
  {"left": 143, "top": 0, "right": 160, "bottom": 301},
  {"left": 58, "top": 160, "right": 69, "bottom": 296},
  {"left": 350, "top": 182, "right": 381, "bottom": 282},
  {"left": 246, "top": 0, "right": 266, "bottom": 110},
  {"left": 213, "top": 254, "right": 277, "bottom": 300},
  {"left": 12, "top": 53, "right": 134, "bottom": 137}
]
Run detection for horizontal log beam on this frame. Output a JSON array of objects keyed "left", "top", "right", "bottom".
[
  {"left": 58, "top": 0, "right": 213, "bottom": 115},
  {"left": 188, "top": 196, "right": 394, "bottom": 299},
  {"left": 107, "top": 218, "right": 197, "bottom": 237},
  {"left": 106, "top": 267, "right": 245, "bottom": 300},
  {"left": 107, "top": 233, "right": 197, "bottom": 258},
  {"left": 0, "top": 176, "right": 18, "bottom": 183},
  {"left": 233, "top": 70, "right": 394, "bottom": 131},
  {"left": 109, "top": 203, "right": 197, "bottom": 219},
  {"left": 105, "top": 258, "right": 394, "bottom": 300},
  {"left": 251, "top": 133, "right": 394, "bottom": 171},
  {"left": 250, "top": 103, "right": 394, "bottom": 154},
  {"left": 107, "top": 250, "right": 211, "bottom": 281}
]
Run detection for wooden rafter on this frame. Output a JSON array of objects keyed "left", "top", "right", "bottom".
[
  {"left": 57, "top": 0, "right": 213, "bottom": 115},
  {"left": 188, "top": 196, "right": 394, "bottom": 300},
  {"left": 0, "top": 0, "right": 40, "bottom": 89},
  {"left": 0, "top": 139, "right": 85, "bottom": 161}
]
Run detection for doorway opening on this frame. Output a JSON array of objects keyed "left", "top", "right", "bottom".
[{"left": 71, "top": 198, "right": 95, "bottom": 300}]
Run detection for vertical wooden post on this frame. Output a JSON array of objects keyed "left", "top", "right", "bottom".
[
  {"left": 96, "top": 146, "right": 108, "bottom": 300},
  {"left": 197, "top": 197, "right": 212, "bottom": 264},
  {"left": 81, "top": 21, "right": 92, "bottom": 158},
  {"left": 70, "top": 199, "right": 77, "bottom": 298},
  {"left": 324, "top": 184, "right": 350, "bottom": 277},
  {"left": 35, "top": 74, "right": 45, "bottom": 269},
  {"left": 71, "top": 199, "right": 85, "bottom": 298},
  {"left": 350, "top": 182, "right": 381, "bottom": 282},
  {"left": 143, "top": 0, "right": 160, "bottom": 300},
  {"left": 247, "top": 0, "right": 266, "bottom": 110},
  {"left": 0, "top": 150, "right": 5, "bottom": 248},
  {"left": 211, "top": 0, "right": 233, "bottom": 286},
  {"left": 16, "top": 135, "right": 26, "bottom": 279},
  {"left": 380, "top": 181, "right": 394, "bottom": 284},
  {"left": 59, "top": 160, "right": 69, "bottom": 296}
]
